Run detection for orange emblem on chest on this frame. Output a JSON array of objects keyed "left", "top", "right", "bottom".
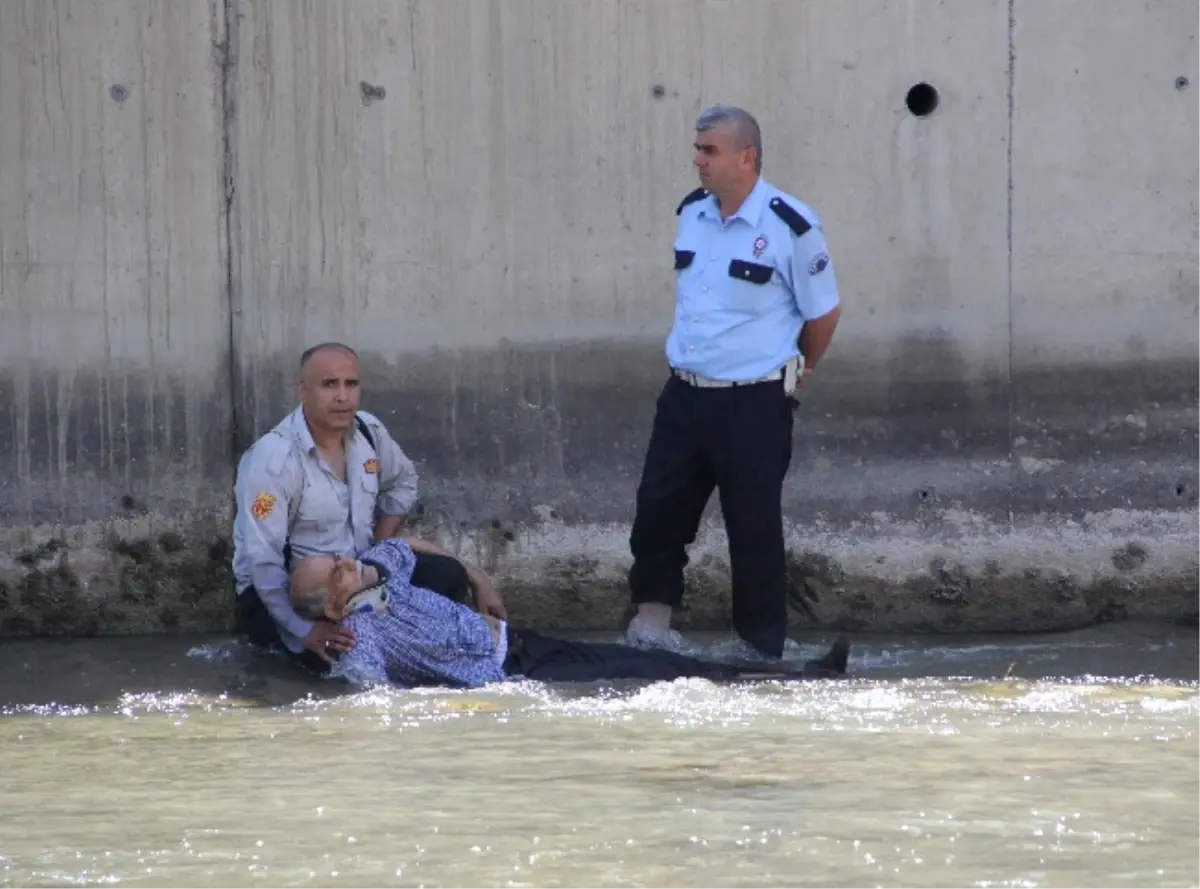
[
  {"left": 363, "top": 458, "right": 380, "bottom": 475},
  {"left": 250, "top": 492, "right": 277, "bottom": 520}
]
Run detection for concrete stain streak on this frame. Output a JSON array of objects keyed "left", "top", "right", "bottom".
[
  {"left": 220, "top": 0, "right": 240, "bottom": 453},
  {"left": 1006, "top": 0, "right": 1017, "bottom": 531}
]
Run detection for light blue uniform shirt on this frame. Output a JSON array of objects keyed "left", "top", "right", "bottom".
[
  {"left": 664, "top": 176, "right": 840, "bottom": 382},
  {"left": 232, "top": 406, "right": 418, "bottom": 652}
]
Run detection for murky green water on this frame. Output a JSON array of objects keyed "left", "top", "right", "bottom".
[{"left": 1, "top": 623, "right": 1196, "bottom": 888}]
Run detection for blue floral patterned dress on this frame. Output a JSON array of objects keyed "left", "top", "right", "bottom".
[{"left": 329, "top": 538, "right": 509, "bottom": 688}]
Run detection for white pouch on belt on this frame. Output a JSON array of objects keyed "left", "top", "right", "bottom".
[{"left": 783, "top": 354, "right": 805, "bottom": 398}]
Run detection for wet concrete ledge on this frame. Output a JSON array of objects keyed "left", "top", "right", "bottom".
[
  {"left": 0, "top": 497, "right": 1195, "bottom": 638},
  {"left": 0, "top": 346, "right": 1196, "bottom": 637}
]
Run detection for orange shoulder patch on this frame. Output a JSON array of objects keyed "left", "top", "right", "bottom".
[
  {"left": 250, "top": 492, "right": 277, "bottom": 520},
  {"left": 363, "top": 458, "right": 380, "bottom": 475}
]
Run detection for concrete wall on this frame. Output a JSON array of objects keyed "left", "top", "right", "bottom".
[
  {"left": 0, "top": 0, "right": 234, "bottom": 635},
  {"left": 2, "top": 0, "right": 1196, "bottom": 638}
]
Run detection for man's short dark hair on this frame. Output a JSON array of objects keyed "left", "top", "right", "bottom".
[{"left": 299, "top": 342, "right": 359, "bottom": 371}]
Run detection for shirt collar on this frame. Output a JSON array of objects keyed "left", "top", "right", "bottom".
[
  {"left": 360, "top": 556, "right": 391, "bottom": 586},
  {"left": 289, "top": 405, "right": 357, "bottom": 454},
  {"left": 698, "top": 175, "right": 770, "bottom": 226}
]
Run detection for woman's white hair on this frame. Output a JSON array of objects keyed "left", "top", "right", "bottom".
[
  {"left": 288, "top": 555, "right": 338, "bottom": 619},
  {"left": 291, "top": 584, "right": 332, "bottom": 620}
]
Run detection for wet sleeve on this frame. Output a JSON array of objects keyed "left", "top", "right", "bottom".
[
  {"left": 332, "top": 620, "right": 388, "bottom": 684},
  {"left": 370, "top": 420, "right": 419, "bottom": 518},
  {"left": 789, "top": 225, "right": 841, "bottom": 321},
  {"left": 234, "top": 440, "right": 313, "bottom": 645}
]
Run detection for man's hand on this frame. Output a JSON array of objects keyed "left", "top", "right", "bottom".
[
  {"left": 468, "top": 569, "right": 507, "bottom": 620},
  {"left": 302, "top": 621, "right": 356, "bottom": 664},
  {"left": 793, "top": 365, "right": 814, "bottom": 396}
]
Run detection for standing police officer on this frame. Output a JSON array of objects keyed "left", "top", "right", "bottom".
[
  {"left": 625, "top": 105, "right": 842, "bottom": 659},
  {"left": 232, "top": 342, "right": 506, "bottom": 673}
]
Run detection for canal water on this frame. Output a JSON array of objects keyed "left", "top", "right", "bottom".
[{"left": 1, "top": 622, "right": 1196, "bottom": 887}]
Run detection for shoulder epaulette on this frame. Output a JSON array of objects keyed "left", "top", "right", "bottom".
[
  {"left": 676, "top": 187, "right": 710, "bottom": 215},
  {"left": 768, "top": 196, "right": 812, "bottom": 237}
]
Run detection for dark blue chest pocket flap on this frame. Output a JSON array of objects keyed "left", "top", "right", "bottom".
[
  {"left": 674, "top": 249, "right": 696, "bottom": 270},
  {"left": 728, "top": 259, "right": 773, "bottom": 285}
]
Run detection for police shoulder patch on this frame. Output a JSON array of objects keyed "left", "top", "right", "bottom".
[
  {"left": 676, "top": 187, "right": 710, "bottom": 215},
  {"left": 250, "top": 492, "right": 277, "bottom": 521},
  {"left": 768, "top": 196, "right": 812, "bottom": 237}
]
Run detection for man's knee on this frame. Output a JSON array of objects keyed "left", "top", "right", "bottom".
[
  {"left": 631, "top": 484, "right": 711, "bottom": 554},
  {"left": 411, "top": 551, "right": 471, "bottom": 603}
]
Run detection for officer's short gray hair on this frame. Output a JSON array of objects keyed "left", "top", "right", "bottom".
[{"left": 695, "top": 105, "right": 763, "bottom": 173}]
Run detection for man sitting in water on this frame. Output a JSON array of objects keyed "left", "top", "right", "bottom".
[{"left": 287, "top": 536, "right": 851, "bottom": 688}]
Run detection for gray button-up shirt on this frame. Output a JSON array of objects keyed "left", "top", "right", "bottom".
[{"left": 232, "top": 406, "right": 418, "bottom": 652}]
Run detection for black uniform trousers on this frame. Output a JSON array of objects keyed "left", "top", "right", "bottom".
[
  {"left": 628, "top": 373, "right": 795, "bottom": 658},
  {"left": 235, "top": 550, "right": 472, "bottom": 675}
]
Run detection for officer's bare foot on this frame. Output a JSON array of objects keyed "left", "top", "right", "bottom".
[{"left": 625, "top": 608, "right": 687, "bottom": 653}]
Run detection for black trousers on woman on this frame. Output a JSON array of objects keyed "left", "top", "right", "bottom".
[{"left": 502, "top": 630, "right": 849, "bottom": 683}]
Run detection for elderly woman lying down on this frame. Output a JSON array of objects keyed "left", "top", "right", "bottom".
[{"left": 288, "top": 537, "right": 850, "bottom": 688}]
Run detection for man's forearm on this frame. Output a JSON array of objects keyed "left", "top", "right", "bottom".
[
  {"left": 463, "top": 563, "right": 490, "bottom": 591},
  {"left": 257, "top": 586, "right": 314, "bottom": 650},
  {"left": 374, "top": 514, "right": 406, "bottom": 541},
  {"left": 798, "top": 306, "right": 841, "bottom": 368}
]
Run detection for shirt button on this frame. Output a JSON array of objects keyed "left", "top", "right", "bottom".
[
  {"left": 692, "top": 316, "right": 699, "bottom": 321},
  {"left": 702, "top": 286, "right": 709, "bottom": 292},
  {"left": 688, "top": 345, "right": 695, "bottom": 351}
]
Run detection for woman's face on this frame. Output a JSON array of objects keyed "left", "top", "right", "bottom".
[{"left": 319, "top": 555, "right": 367, "bottom": 620}]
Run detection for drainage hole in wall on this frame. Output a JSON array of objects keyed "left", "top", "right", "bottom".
[{"left": 905, "top": 82, "right": 939, "bottom": 117}]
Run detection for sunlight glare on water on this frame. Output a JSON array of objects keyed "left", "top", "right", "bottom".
[{"left": 0, "top": 625, "right": 1196, "bottom": 888}]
